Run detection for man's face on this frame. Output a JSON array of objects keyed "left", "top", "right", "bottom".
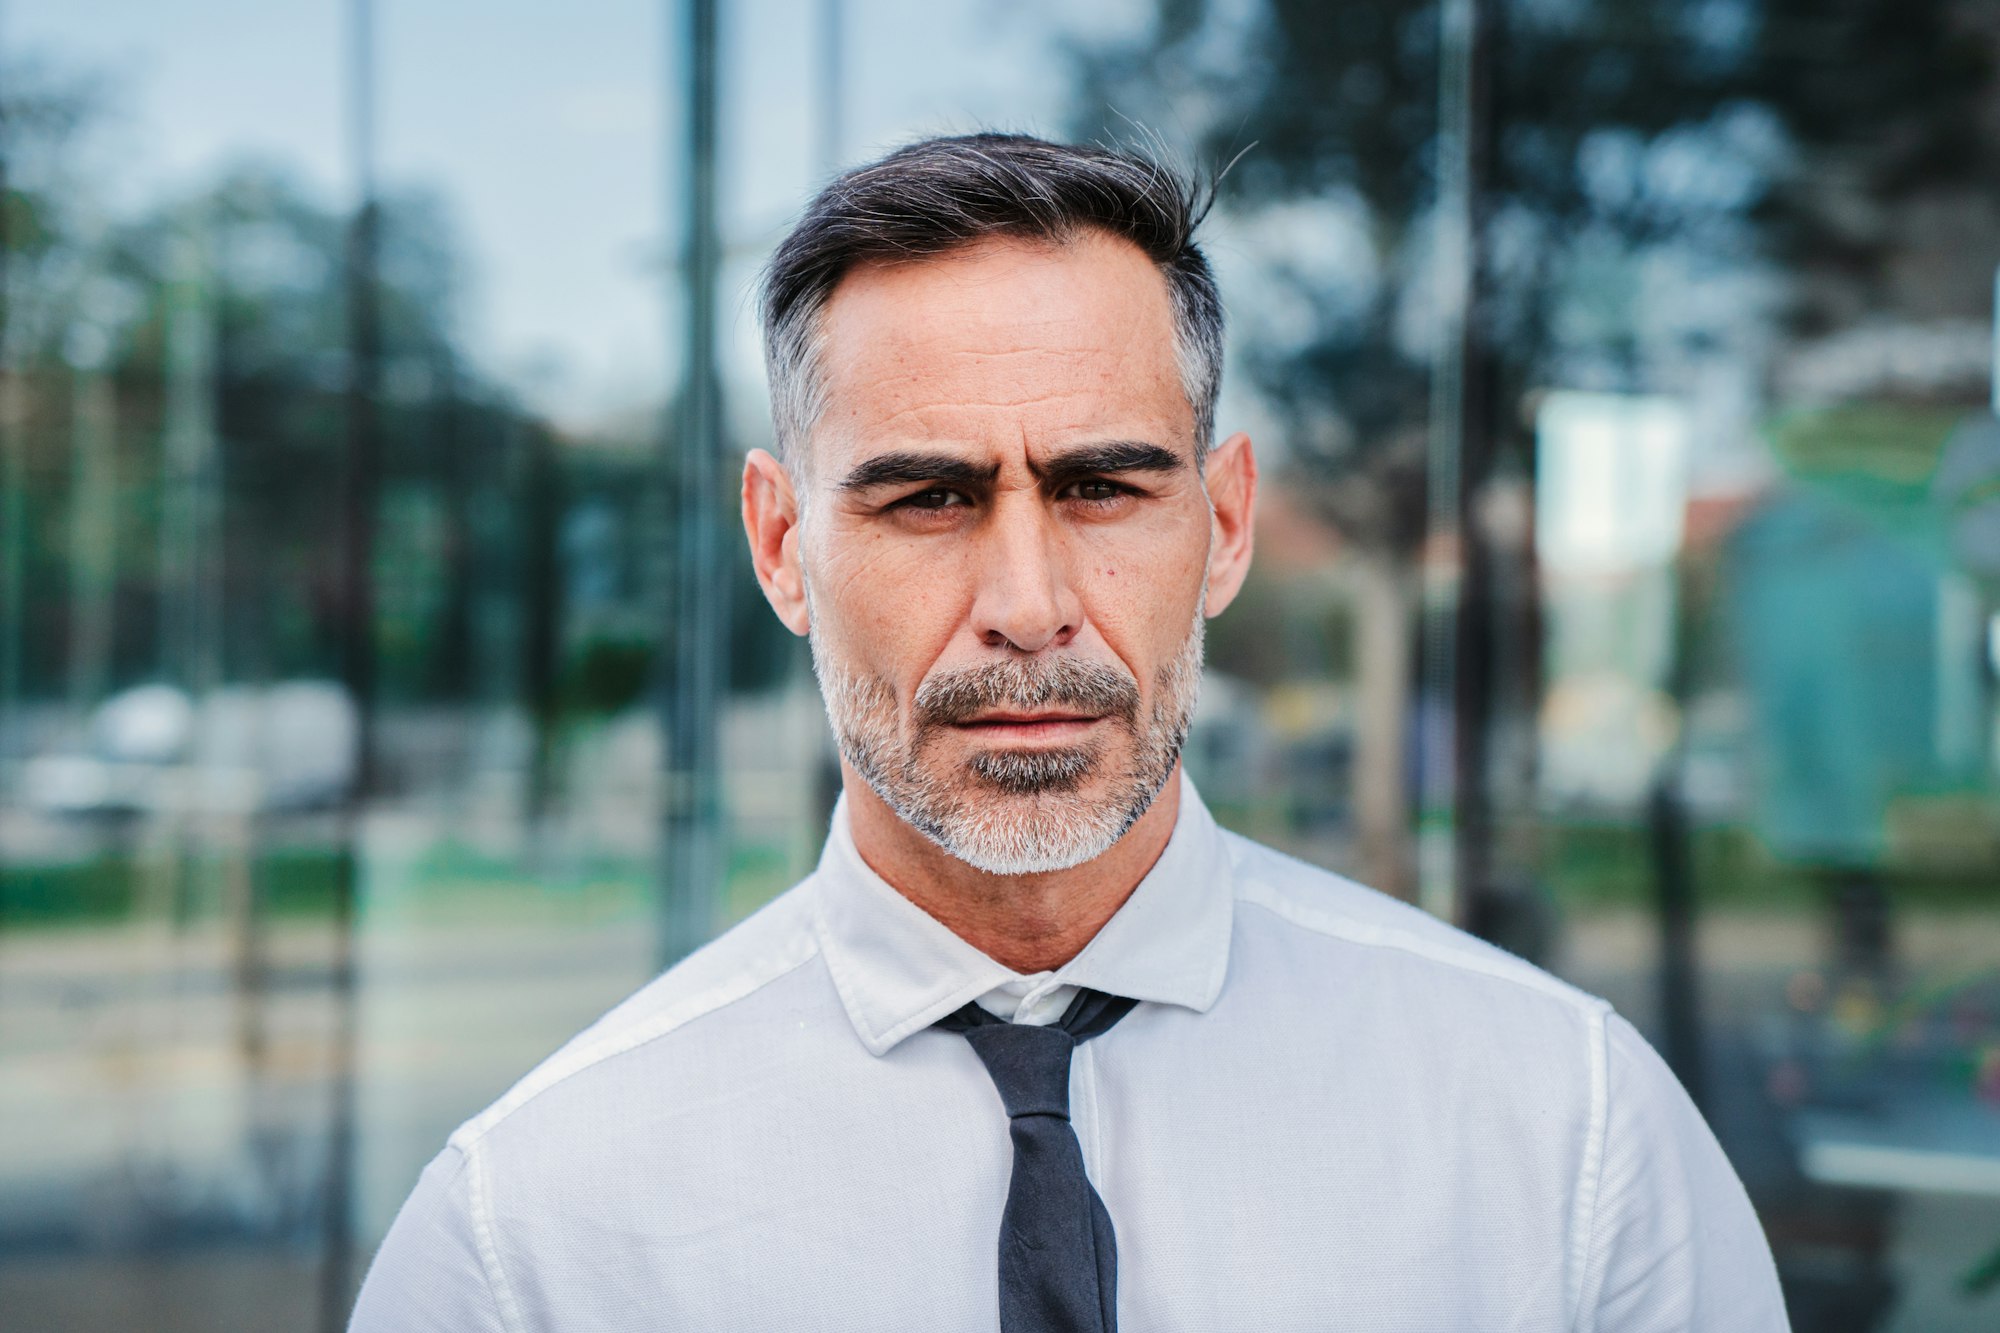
[{"left": 752, "top": 231, "right": 1249, "bottom": 874}]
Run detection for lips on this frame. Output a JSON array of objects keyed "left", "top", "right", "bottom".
[
  {"left": 958, "top": 711, "right": 1101, "bottom": 727},
  {"left": 950, "top": 713, "right": 1106, "bottom": 744},
  {"left": 913, "top": 655, "right": 1141, "bottom": 731}
]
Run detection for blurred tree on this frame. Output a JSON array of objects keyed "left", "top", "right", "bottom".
[
  {"left": 99, "top": 166, "right": 499, "bottom": 703},
  {"left": 0, "top": 60, "right": 106, "bottom": 359},
  {"left": 1, "top": 61, "right": 112, "bottom": 718},
  {"left": 1065, "top": 0, "right": 2000, "bottom": 897}
]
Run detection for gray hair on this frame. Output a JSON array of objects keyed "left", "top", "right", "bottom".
[{"left": 759, "top": 133, "right": 1224, "bottom": 481}]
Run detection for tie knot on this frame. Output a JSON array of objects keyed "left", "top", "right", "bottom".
[{"left": 962, "top": 1022, "right": 1077, "bottom": 1120}]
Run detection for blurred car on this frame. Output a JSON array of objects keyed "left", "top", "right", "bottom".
[{"left": 22, "top": 681, "right": 358, "bottom": 816}]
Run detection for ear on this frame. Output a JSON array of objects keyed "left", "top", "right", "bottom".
[
  {"left": 1201, "top": 432, "right": 1257, "bottom": 618},
  {"left": 742, "top": 448, "right": 811, "bottom": 636}
]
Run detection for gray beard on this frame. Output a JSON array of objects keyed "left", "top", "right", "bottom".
[{"left": 809, "top": 610, "right": 1204, "bottom": 875}]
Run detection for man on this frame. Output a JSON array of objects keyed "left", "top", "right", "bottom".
[{"left": 352, "top": 134, "right": 1788, "bottom": 1331}]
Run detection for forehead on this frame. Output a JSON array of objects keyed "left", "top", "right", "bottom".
[{"left": 811, "top": 231, "right": 1191, "bottom": 465}]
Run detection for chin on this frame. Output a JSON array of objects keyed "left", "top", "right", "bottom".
[
  {"left": 907, "top": 755, "right": 1173, "bottom": 877},
  {"left": 922, "top": 803, "right": 1131, "bottom": 876},
  {"left": 965, "top": 743, "right": 1099, "bottom": 795}
]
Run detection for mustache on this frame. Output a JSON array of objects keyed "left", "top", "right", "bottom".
[{"left": 914, "top": 655, "right": 1140, "bottom": 728}]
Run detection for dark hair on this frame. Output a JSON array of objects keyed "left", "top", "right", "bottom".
[{"left": 758, "top": 132, "right": 1224, "bottom": 476}]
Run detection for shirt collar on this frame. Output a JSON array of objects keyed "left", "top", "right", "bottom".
[{"left": 810, "top": 772, "right": 1235, "bottom": 1056}]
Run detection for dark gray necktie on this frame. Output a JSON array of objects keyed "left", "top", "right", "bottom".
[{"left": 936, "top": 987, "right": 1139, "bottom": 1333}]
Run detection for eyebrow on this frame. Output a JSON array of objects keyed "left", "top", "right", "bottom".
[
  {"left": 838, "top": 451, "right": 1001, "bottom": 492},
  {"left": 1032, "top": 441, "right": 1185, "bottom": 484},
  {"left": 836, "top": 441, "right": 1185, "bottom": 493}
]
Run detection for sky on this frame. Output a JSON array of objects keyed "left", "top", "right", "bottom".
[{"left": 6, "top": 0, "right": 1139, "bottom": 431}]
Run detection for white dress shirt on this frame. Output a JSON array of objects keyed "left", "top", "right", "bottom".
[{"left": 351, "top": 777, "right": 1789, "bottom": 1331}]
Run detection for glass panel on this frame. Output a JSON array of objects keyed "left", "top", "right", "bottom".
[
  {"left": 0, "top": 2, "right": 677, "bottom": 1326},
  {"left": 1, "top": 7, "right": 358, "bottom": 1327},
  {"left": 1482, "top": 4, "right": 2000, "bottom": 1328}
]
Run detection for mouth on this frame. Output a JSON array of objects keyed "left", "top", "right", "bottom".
[{"left": 949, "top": 712, "right": 1105, "bottom": 743}]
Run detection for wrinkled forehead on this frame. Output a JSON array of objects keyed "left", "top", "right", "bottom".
[{"left": 807, "top": 233, "right": 1193, "bottom": 476}]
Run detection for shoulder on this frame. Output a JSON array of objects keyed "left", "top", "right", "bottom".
[
  {"left": 447, "top": 878, "right": 824, "bottom": 1152},
  {"left": 1220, "top": 827, "right": 1608, "bottom": 1027},
  {"left": 1217, "top": 830, "right": 1625, "bottom": 1215}
]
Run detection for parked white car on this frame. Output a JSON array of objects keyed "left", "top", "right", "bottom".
[{"left": 23, "top": 681, "right": 358, "bottom": 815}]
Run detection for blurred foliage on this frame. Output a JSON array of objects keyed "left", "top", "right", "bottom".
[
  {"left": 564, "top": 632, "right": 654, "bottom": 714},
  {"left": 0, "top": 846, "right": 344, "bottom": 927},
  {"left": 0, "top": 57, "right": 793, "bottom": 728},
  {"left": 0, "top": 835, "right": 802, "bottom": 931},
  {"left": 1067, "top": 0, "right": 2000, "bottom": 552},
  {"left": 1543, "top": 817, "right": 2000, "bottom": 912},
  {"left": 1205, "top": 563, "right": 1354, "bottom": 687}
]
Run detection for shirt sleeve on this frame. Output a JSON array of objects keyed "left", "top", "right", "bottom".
[
  {"left": 348, "top": 1142, "right": 513, "bottom": 1332},
  {"left": 1578, "top": 1012, "right": 1791, "bottom": 1333}
]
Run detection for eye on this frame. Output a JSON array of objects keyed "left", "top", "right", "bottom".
[
  {"left": 1063, "top": 479, "right": 1127, "bottom": 503},
  {"left": 895, "top": 487, "right": 970, "bottom": 511}
]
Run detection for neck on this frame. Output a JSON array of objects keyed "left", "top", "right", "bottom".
[{"left": 842, "top": 763, "right": 1184, "bottom": 975}]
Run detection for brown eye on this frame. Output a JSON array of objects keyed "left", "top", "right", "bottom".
[
  {"left": 903, "top": 488, "right": 965, "bottom": 510},
  {"left": 1071, "top": 480, "right": 1122, "bottom": 502}
]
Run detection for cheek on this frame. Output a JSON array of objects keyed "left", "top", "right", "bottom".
[
  {"left": 811, "top": 537, "right": 967, "bottom": 684},
  {"left": 1078, "top": 492, "right": 1211, "bottom": 571},
  {"left": 1074, "top": 510, "right": 1210, "bottom": 661}
]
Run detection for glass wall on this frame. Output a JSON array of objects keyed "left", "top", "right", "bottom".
[
  {"left": 0, "top": 2, "right": 686, "bottom": 1325},
  {"left": 1, "top": 2, "right": 1996, "bottom": 1330}
]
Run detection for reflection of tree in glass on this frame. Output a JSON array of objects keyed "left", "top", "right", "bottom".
[
  {"left": 1, "top": 60, "right": 116, "bottom": 727},
  {"left": 1070, "top": 0, "right": 1999, "bottom": 478},
  {"left": 1064, "top": 0, "right": 2000, "bottom": 906}
]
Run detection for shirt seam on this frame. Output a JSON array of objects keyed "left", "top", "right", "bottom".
[
  {"left": 1237, "top": 850, "right": 1616, "bottom": 1326},
  {"left": 465, "top": 1136, "right": 528, "bottom": 1333},
  {"left": 451, "top": 933, "right": 821, "bottom": 1150},
  {"left": 1565, "top": 1001, "right": 1612, "bottom": 1333},
  {"left": 1231, "top": 872, "right": 1598, "bottom": 1013},
  {"left": 1084, "top": 1041, "right": 1107, "bottom": 1196}
]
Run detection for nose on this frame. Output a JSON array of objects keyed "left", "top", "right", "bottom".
[{"left": 968, "top": 495, "right": 1082, "bottom": 654}]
